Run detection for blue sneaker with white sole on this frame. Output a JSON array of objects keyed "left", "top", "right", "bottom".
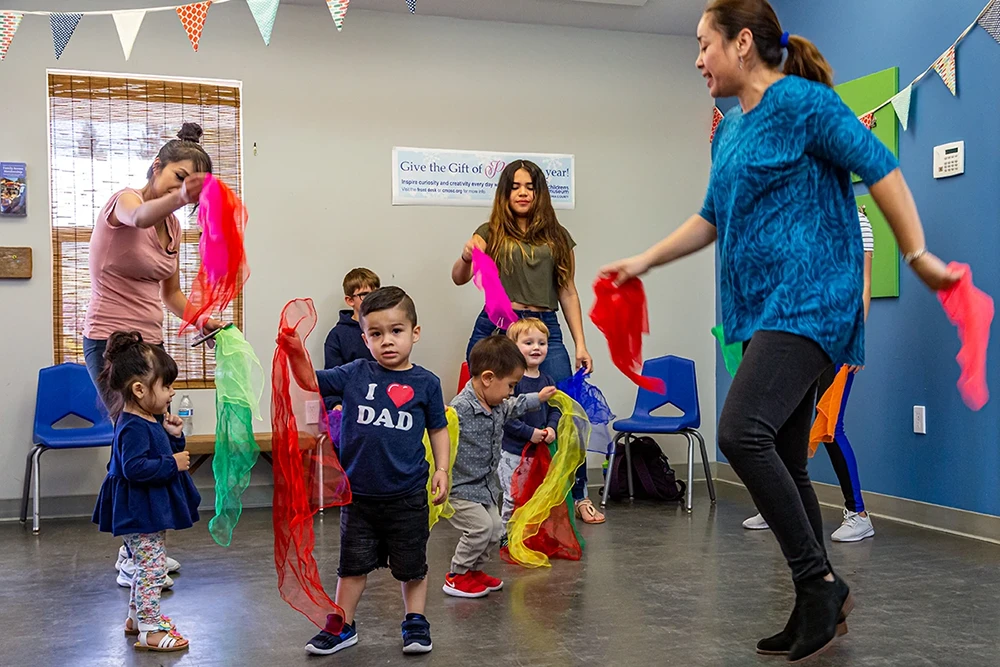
[
  {"left": 401, "top": 613, "right": 432, "bottom": 654},
  {"left": 305, "top": 618, "right": 358, "bottom": 656}
]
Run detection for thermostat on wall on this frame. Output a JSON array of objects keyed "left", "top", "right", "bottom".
[{"left": 933, "top": 140, "right": 964, "bottom": 179}]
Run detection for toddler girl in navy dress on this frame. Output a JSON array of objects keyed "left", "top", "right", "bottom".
[{"left": 92, "top": 331, "right": 201, "bottom": 652}]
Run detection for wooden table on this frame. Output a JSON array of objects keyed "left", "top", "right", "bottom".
[{"left": 184, "top": 432, "right": 325, "bottom": 474}]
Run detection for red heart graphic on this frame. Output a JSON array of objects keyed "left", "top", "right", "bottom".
[{"left": 386, "top": 383, "right": 415, "bottom": 408}]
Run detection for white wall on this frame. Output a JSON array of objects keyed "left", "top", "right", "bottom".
[{"left": 0, "top": 4, "right": 715, "bottom": 508}]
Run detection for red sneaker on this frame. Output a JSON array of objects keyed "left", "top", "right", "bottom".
[
  {"left": 471, "top": 570, "right": 503, "bottom": 592},
  {"left": 442, "top": 571, "right": 488, "bottom": 598}
]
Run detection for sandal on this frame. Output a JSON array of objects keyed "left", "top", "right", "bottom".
[
  {"left": 134, "top": 617, "right": 189, "bottom": 652},
  {"left": 124, "top": 608, "right": 139, "bottom": 636},
  {"left": 575, "top": 498, "right": 606, "bottom": 525}
]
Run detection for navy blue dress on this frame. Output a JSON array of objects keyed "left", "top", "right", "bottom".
[
  {"left": 93, "top": 412, "right": 201, "bottom": 536},
  {"left": 702, "top": 76, "right": 898, "bottom": 366}
]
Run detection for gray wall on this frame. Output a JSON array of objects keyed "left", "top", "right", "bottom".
[{"left": 0, "top": 4, "right": 714, "bottom": 508}]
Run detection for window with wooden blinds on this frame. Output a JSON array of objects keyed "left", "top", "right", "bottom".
[{"left": 48, "top": 71, "right": 244, "bottom": 388}]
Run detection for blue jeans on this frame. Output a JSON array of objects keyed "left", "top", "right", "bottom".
[
  {"left": 465, "top": 310, "right": 589, "bottom": 501},
  {"left": 82, "top": 336, "right": 107, "bottom": 389}
]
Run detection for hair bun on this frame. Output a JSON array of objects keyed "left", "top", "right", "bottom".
[
  {"left": 177, "top": 122, "right": 204, "bottom": 144},
  {"left": 104, "top": 330, "right": 144, "bottom": 360}
]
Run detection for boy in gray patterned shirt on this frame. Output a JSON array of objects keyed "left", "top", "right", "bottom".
[{"left": 443, "top": 335, "right": 556, "bottom": 599}]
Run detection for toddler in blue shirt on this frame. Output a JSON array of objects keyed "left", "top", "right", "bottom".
[
  {"left": 92, "top": 331, "right": 200, "bottom": 653},
  {"left": 283, "top": 286, "right": 450, "bottom": 657}
]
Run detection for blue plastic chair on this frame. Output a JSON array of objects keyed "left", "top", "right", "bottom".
[
  {"left": 600, "top": 355, "right": 716, "bottom": 512},
  {"left": 20, "top": 363, "right": 115, "bottom": 533}
]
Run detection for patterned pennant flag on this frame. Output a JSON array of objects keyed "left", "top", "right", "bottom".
[
  {"left": 0, "top": 11, "right": 23, "bottom": 62},
  {"left": 709, "top": 106, "right": 724, "bottom": 143},
  {"left": 248, "top": 0, "right": 280, "bottom": 46},
  {"left": 406, "top": 0, "right": 417, "bottom": 13},
  {"left": 858, "top": 112, "right": 876, "bottom": 130},
  {"left": 932, "top": 45, "right": 957, "bottom": 96},
  {"left": 890, "top": 85, "right": 913, "bottom": 132},
  {"left": 327, "top": 0, "right": 350, "bottom": 31},
  {"left": 51, "top": 13, "right": 83, "bottom": 60},
  {"left": 112, "top": 10, "right": 145, "bottom": 60},
  {"left": 176, "top": 1, "right": 213, "bottom": 52},
  {"left": 979, "top": 0, "right": 1000, "bottom": 45}
]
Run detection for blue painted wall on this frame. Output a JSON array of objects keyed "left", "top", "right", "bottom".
[{"left": 715, "top": 0, "right": 1000, "bottom": 515}]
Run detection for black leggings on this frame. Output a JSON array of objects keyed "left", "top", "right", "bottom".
[{"left": 719, "top": 331, "right": 832, "bottom": 582}]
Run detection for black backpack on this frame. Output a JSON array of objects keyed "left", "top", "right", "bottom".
[{"left": 606, "top": 436, "right": 686, "bottom": 502}]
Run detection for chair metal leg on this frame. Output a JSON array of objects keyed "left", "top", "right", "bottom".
[
  {"left": 694, "top": 430, "right": 717, "bottom": 503},
  {"left": 684, "top": 433, "right": 694, "bottom": 512},
  {"left": 601, "top": 432, "right": 626, "bottom": 509},
  {"left": 32, "top": 447, "right": 45, "bottom": 534},
  {"left": 20, "top": 445, "right": 40, "bottom": 524},
  {"left": 623, "top": 435, "right": 635, "bottom": 501}
]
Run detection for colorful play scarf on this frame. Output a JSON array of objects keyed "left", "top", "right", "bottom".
[
  {"left": 557, "top": 368, "right": 615, "bottom": 456},
  {"left": 272, "top": 298, "right": 352, "bottom": 632},
  {"left": 471, "top": 247, "right": 519, "bottom": 329},
  {"left": 590, "top": 276, "right": 665, "bottom": 394},
  {"left": 180, "top": 174, "right": 249, "bottom": 332},
  {"left": 505, "top": 391, "right": 589, "bottom": 568},
  {"left": 711, "top": 325, "right": 743, "bottom": 379},
  {"left": 809, "top": 366, "right": 850, "bottom": 457},
  {"left": 938, "top": 262, "right": 993, "bottom": 411},
  {"left": 208, "top": 326, "right": 264, "bottom": 547},
  {"left": 425, "top": 407, "right": 460, "bottom": 530}
]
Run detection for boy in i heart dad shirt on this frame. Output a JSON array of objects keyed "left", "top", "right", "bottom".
[{"left": 281, "top": 286, "right": 450, "bottom": 657}]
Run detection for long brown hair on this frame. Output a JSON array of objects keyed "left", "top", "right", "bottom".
[
  {"left": 705, "top": 0, "right": 833, "bottom": 87},
  {"left": 485, "top": 160, "right": 573, "bottom": 289}
]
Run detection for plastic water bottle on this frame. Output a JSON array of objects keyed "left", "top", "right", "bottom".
[{"left": 178, "top": 395, "right": 194, "bottom": 436}]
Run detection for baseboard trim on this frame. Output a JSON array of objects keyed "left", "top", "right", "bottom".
[
  {"left": 0, "top": 485, "right": 276, "bottom": 524},
  {"left": 715, "top": 462, "right": 1000, "bottom": 545}
]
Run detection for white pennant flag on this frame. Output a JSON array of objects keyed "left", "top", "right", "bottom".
[
  {"left": 890, "top": 85, "right": 913, "bottom": 132},
  {"left": 112, "top": 10, "right": 145, "bottom": 60}
]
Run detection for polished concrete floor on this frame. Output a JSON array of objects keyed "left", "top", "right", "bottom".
[{"left": 3, "top": 482, "right": 1000, "bottom": 667}]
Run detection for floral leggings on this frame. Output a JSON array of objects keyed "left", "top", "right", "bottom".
[{"left": 123, "top": 531, "right": 167, "bottom": 626}]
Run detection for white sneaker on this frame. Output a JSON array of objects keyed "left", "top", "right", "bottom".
[
  {"left": 116, "top": 545, "right": 181, "bottom": 573},
  {"left": 116, "top": 565, "right": 174, "bottom": 589},
  {"left": 831, "top": 510, "right": 875, "bottom": 542},
  {"left": 742, "top": 513, "right": 770, "bottom": 530}
]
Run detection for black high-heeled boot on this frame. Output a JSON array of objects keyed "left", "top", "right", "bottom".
[
  {"left": 757, "top": 603, "right": 848, "bottom": 655},
  {"left": 787, "top": 573, "right": 853, "bottom": 663}
]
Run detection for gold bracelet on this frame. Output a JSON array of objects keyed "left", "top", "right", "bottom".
[
  {"left": 903, "top": 247, "right": 928, "bottom": 265},
  {"left": 436, "top": 467, "right": 448, "bottom": 473}
]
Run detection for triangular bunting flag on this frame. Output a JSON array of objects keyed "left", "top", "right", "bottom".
[
  {"left": 890, "top": 85, "right": 913, "bottom": 132},
  {"left": 176, "top": 1, "right": 213, "bottom": 52},
  {"left": 0, "top": 11, "right": 23, "bottom": 62},
  {"left": 248, "top": 0, "right": 280, "bottom": 46},
  {"left": 978, "top": 0, "right": 1000, "bottom": 45},
  {"left": 709, "top": 106, "right": 724, "bottom": 143},
  {"left": 51, "top": 13, "right": 83, "bottom": 60},
  {"left": 327, "top": 0, "right": 350, "bottom": 32},
  {"left": 932, "top": 45, "right": 957, "bottom": 96},
  {"left": 858, "top": 113, "right": 876, "bottom": 130},
  {"left": 112, "top": 10, "right": 145, "bottom": 60},
  {"left": 406, "top": 0, "right": 417, "bottom": 13}
]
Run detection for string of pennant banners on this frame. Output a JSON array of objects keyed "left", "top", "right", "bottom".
[
  {"left": 0, "top": 0, "right": 418, "bottom": 61},
  {"left": 711, "top": 0, "right": 1000, "bottom": 142}
]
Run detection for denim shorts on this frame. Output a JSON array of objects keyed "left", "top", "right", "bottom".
[{"left": 338, "top": 489, "right": 430, "bottom": 582}]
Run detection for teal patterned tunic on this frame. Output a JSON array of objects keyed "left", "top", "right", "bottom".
[{"left": 701, "top": 75, "right": 898, "bottom": 366}]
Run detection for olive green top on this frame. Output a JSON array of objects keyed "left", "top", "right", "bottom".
[{"left": 474, "top": 222, "right": 576, "bottom": 311}]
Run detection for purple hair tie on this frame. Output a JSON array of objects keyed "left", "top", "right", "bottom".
[{"left": 780, "top": 31, "right": 790, "bottom": 48}]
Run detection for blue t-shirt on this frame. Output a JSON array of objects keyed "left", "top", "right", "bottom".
[
  {"left": 502, "top": 372, "right": 561, "bottom": 456},
  {"left": 316, "top": 359, "right": 448, "bottom": 498},
  {"left": 702, "top": 76, "right": 898, "bottom": 366}
]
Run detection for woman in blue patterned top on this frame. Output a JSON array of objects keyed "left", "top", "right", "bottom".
[{"left": 600, "top": 0, "right": 959, "bottom": 662}]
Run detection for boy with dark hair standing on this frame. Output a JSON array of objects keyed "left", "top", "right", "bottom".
[{"left": 323, "top": 267, "right": 380, "bottom": 409}]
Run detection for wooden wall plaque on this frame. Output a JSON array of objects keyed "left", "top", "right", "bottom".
[{"left": 0, "top": 247, "right": 32, "bottom": 279}]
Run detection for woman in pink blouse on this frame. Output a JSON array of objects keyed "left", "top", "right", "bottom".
[{"left": 84, "top": 122, "right": 222, "bottom": 590}]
